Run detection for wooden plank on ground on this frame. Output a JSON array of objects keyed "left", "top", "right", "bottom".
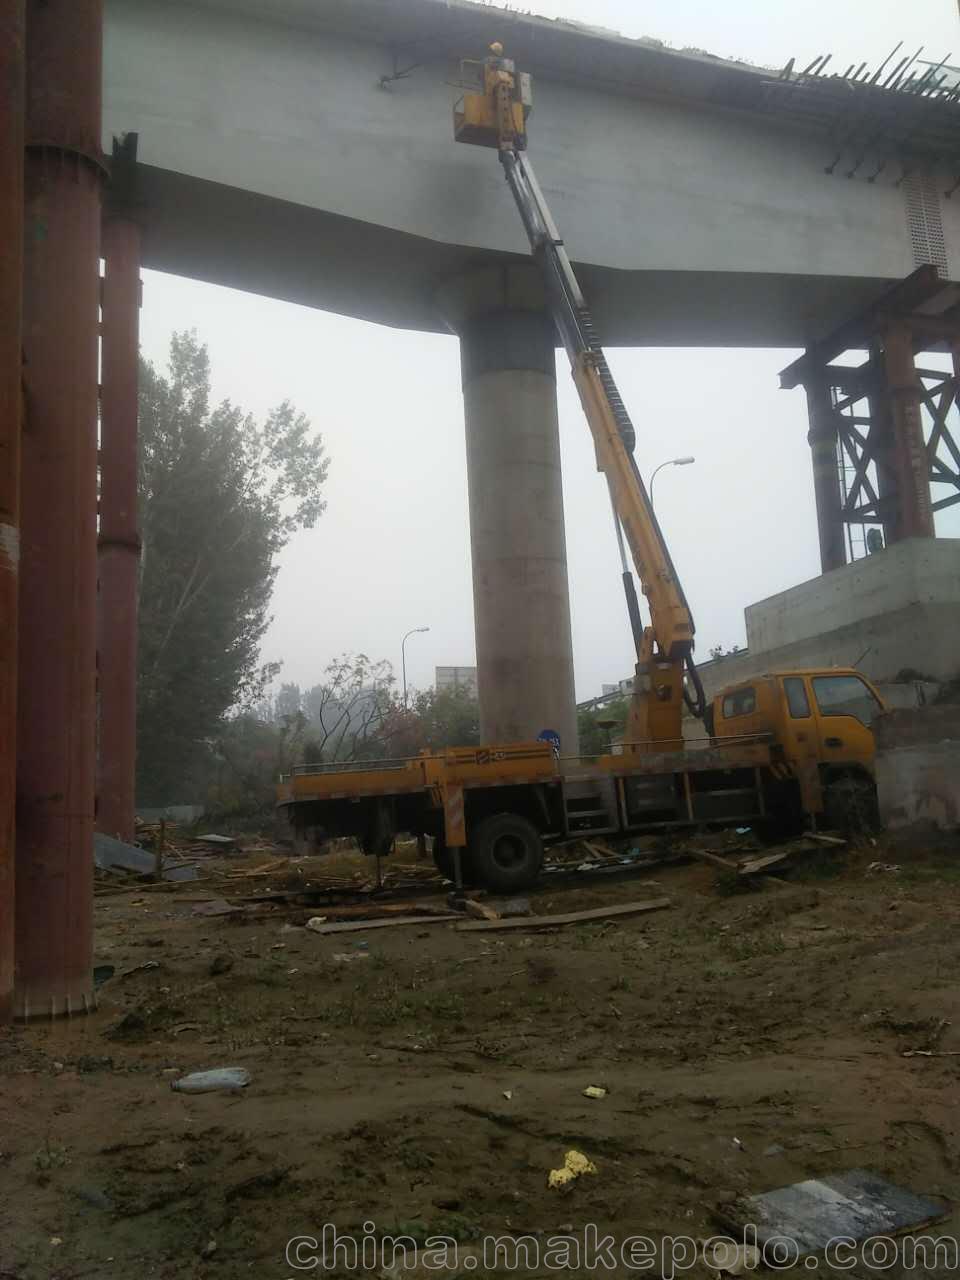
[
  {"left": 738, "top": 839, "right": 827, "bottom": 877},
  {"left": 581, "top": 840, "right": 617, "bottom": 861},
  {"left": 323, "top": 901, "right": 454, "bottom": 921},
  {"left": 455, "top": 897, "right": 671, "bottom": 932},
  {"left": 738, "top": 851, "right": 790, "bottom": 876},
  {"left": 686, "top": 847, "right": 739, "bottom": 871},
  {"left": 227, "top": 857, "right": 288, "bottom": 878},
  {"left": 307, "top": 914, "right": 459, "bottom": 935},
  {"left": 464, "top": 899, "right": 500, "bottom": 921},
  {"left": 686, "top": 845, "right": 795, "bottom": 890}
]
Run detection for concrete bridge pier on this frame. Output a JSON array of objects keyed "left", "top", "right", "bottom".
[{"left": 438, "top": 265, "right": 578, "bottom": 755}]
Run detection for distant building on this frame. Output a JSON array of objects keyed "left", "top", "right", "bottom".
[{"left": 435, "top": 666, "right": 478, "bottom": 697}]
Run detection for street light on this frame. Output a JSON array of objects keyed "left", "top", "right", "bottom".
[
  {"left": 648, "top": 455, "right": 695, "bottom": 508},
  {"left": 401, "top": 626, "right": 430, "bottom": 707}
]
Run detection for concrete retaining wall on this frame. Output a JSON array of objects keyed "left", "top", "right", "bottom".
[
  {"left": 874, "top": 705, "right": 960, "bottom": 832},
  {"left": 744, "top": 539, "right": 960, "bottom": 683}
]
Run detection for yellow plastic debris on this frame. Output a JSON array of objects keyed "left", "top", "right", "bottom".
[
  {"left": 548, "top": 1149, "right": 598, "bottom": 1189},
  {"left": 583, "top": 1085, "right": 607, "bottom": 1099}
]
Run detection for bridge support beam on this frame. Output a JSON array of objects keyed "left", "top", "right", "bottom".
[
  {"left": 882, "top": 324, "right": 936, "bottom": 543},
  {"left": 439, "top": 265, "right": 578, "bottom": 755},
  {"left": 802, "top": 371, "right": 846, "bottom": 574},
  {"left": 16, "top": 0, "right": 103, "bottom": 1019},
  {"left": 98, "top": 142, "right": 142, "bottom": 844}
]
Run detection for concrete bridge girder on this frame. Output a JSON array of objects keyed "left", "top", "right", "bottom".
[{"left": 103, "top": 0, "right": 958, "bottom": 345}]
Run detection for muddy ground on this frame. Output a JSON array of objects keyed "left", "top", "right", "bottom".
[{"left": 3, "top": 838, "right": 960, "bottom": 1279}]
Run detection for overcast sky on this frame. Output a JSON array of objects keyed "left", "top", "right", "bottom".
[{"left": 138, "top": 0, "right": 959, "bottom": 704}]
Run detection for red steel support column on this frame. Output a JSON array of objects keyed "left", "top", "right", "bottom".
[
  {"left": 98, "top": 212, "right": 142, "bottom": 843},
  {"left": 882, "top": 324, "right": 935, "bottom": 543},
  {"left": 16, "top": 0, "right": 104, "bottom": 1018},
  {"left": 803, "top": 369, "right": 847, "bottom": 573},
  {"left": 0, "top": 0, "right": 26, "bottom": 1025}
]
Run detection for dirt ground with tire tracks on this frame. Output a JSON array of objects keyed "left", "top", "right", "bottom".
[{"left": 3, "top": 839, "right": 960, "bottom": 1279}]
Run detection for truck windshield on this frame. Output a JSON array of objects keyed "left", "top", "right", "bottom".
[{"left": 812, "top": 675, "right": 882, "bottom": 726}]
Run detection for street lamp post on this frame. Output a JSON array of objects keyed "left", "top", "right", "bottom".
[
  {"left": 401, "top": 626, "right": 430, "bottom": 707},
  {"left": 648, "top": 455, "right": 695, "bottom": 508}
]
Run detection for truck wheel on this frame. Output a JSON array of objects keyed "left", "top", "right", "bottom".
[
  {"left": 469, "top": 813, "right": 543, "bottom": 892},
  {"left": 824, "top": 775, "right": 879, "bottom": 834}
]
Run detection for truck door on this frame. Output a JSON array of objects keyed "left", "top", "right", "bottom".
[
  {"left": 808, "top": 673, "right": 882, "bottom": 770},
  {"left": 778, "top": 676, "right": 823, "bottom": 813}
]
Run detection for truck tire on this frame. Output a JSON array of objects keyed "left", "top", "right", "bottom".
[
  {"left": 469, "top": 813, "right": 543, "bottom": 893},
  {"left": 824, "top": 774, "right": 879, "bottom": 834}
]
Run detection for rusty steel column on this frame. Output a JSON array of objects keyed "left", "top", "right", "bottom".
[
  {"left": 882, "top": 324, "right": 935, "bottom": 543},
  {"left": 802, "top": 369, "right": 846, "bottom": 572},
  {"left": 98, "top": 181, "right": 142, "bottom": 844},
  {"left": 0, "top": 0, "right": 26, "bottom": 1025},
  {"left": 16, "top": 0, "right": 104, "bottom": 1018},
  {"left": 865, "top": 345, "right": 898, "bottom": 549}
]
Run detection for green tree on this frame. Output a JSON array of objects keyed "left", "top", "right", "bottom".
[
  {"left": 299, "top": 659, "right": 481, "bottom": 763},
  {"left": 201, "top": 711, "right": 299, "bottom": 823},
  {"left": 406, "top": 684, "right": 480, "bottom": 751},
  {"left": 136, "top": 332, "right": 328, "bottom": 804},
  {"left": 273, "top": 681, "right": 303, "bottom": 723}
]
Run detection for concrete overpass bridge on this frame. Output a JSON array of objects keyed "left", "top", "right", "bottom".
[
  {"left": 105, "top": 0, "right": 959, "bottom": 344},
  {"left": 101, "top": 0, "right": 960, "bottom": 758}
]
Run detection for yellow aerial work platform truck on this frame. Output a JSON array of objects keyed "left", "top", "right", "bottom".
[{"left": 278, "top": 46, "right": 886, "bottom": 891}]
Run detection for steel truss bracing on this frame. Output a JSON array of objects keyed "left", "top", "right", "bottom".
[
  {"left": 826, "top": 356, "right": 960, "bottom": 563},
  {"left": 780, "top": 266, "right": 960, "bottom": 572}
]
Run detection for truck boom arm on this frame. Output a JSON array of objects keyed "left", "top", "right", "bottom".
[
  {"left": 500, "top": 149, "right": 694, "bottom": 664},
  {"left": 454, "top": 48, "right": 705, "bottom": 739}
]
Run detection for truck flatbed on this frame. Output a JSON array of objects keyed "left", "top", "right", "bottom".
[{"left": 278, "top": 738, "right": 777, "bottom": 887}]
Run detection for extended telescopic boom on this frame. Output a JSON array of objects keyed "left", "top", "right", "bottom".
[{"left": 453, "top": 45, "right": 705, "bottom": 746}]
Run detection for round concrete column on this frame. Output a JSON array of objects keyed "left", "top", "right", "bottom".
[{"left": 439, "top": 265, "right": 578, "bottom": 754}]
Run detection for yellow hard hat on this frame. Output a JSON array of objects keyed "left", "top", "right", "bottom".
[{"left": 489, "top": 41, "right": 504, "bottom": 56}]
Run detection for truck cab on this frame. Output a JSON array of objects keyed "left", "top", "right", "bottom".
[{"left": 711, "top": 668, "right": 886, "bottom": 825}]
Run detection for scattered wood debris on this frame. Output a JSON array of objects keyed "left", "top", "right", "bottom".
[
  {"left": 685, "top": 847, "right": 741, "bottom": 873},
  {"left": 737, "top": 839, "right": 824, "bottom": 877},
  {"left": 464, "top": 899, "right": 500, "bottom": 922},
  {"left": 456, "top": 897, "right": 670, "bottom": 932},
  {"left": 304, "top": 913, "right": 460, "bottom": 936},
  {"left": 737, "top": 851, "right": 792, "bottom": 876}
]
